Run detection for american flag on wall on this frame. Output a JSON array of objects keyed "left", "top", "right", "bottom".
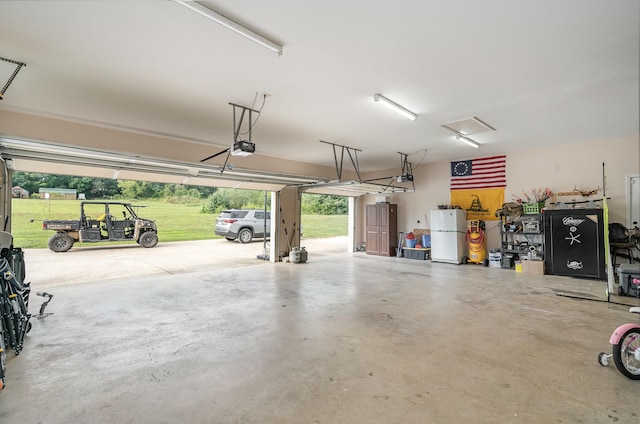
[{"left": 450, "top": 155, "right": 507, "bottom": 190}]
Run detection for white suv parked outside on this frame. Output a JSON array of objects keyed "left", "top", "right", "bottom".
[{"left": 215, "top": 209, "right": 271, "bottom": 243}]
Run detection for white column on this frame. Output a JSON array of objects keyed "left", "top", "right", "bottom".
[{"left": 348, "top": 196, "right": 356, "bottom": 253}]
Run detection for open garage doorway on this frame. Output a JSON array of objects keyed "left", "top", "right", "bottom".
[
  {"left": 299, "top": 193, "right": 350, "bottom": 253},
  {"left": 10, "top": 173, "right": 351, "bottom": 254}
]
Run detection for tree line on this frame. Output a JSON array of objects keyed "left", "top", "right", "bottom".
[
  {"left": 13, "top": 172, "right": 347, "bottom": 215},
  {"left": 13, "top": 172, "right": 217, "bottom": 199}
]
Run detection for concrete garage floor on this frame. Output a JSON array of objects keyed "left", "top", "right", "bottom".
[{"left": 1, "top": 238, "right": 639, "bottom": 423}]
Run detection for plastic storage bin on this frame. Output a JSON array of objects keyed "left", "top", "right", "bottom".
[
  {"left": 617, "top": 264, "right": 640, "bottom": 297},
  {"left": 404, "top": 248, "right": 430, "bottom": 260},
  {"left": 523, "top": 201, "right": 545, "bottom": 215}
]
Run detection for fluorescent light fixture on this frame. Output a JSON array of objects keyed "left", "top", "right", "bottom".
[
  {"left": 373, "top": 94, "right": 417, "bottom": 121},
  {"left": 174, "top": 1, "right": 283, "bottom": 55},
  {"left": 456, "top": 135, "right": 479, "bottom": 148}
]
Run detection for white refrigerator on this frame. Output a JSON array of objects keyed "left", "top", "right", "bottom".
[{"left": 430, "top": 209, "right": 467, "bottom": 264}]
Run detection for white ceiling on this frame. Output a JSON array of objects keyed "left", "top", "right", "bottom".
[{"left": 0, "top": 0, "right": 638, "bottom": 173}]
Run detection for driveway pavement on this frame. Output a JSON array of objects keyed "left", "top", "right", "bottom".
[{"left": 23, "top": 237, "right": 348, "bottom": 289}]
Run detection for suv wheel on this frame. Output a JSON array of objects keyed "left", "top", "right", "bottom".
[{"left": 238, "top": 228, "right": 253, "bottom": 243}]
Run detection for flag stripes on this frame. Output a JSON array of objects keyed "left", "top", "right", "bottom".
[{"left": 450, "top": 155, "right": 506, "bottom": 190}]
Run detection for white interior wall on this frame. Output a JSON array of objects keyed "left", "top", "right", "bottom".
[{"left": 357, "top": 135, "right": 640, "bottom": 251}]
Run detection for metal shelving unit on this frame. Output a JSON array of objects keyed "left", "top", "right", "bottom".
[{"left": 500, "top": 214, "right": 544, "bottom": 265}]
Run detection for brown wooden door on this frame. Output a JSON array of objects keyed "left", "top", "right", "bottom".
[
  {"left": 366, "top": 204, "right": 380, "bottom": 255},
  {"left": 379, "top": 203, "right": 390, "bottom": 256},
  {"left": 366, "top": 204, "right": 397, "bottom": 256},
  {"left": 378, "top": 203, "right": 398, "bottom": 256}
]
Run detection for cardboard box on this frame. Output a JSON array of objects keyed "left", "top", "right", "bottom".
[{"left": 521, "top": 259, "right": 545, "bottom": 275}]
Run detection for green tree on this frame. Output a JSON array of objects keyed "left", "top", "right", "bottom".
[
  {"left": 12, "top": 172, "right": 47, "bottom": 195},
  {"left": 167, "top": 185, "right": 215, "bottom": 198},
  {"left": 159, "top": 184, "right": 207, "bottom": 198},
  {"left": 91, "top": 178, "right": 120, "bottom": 198},
  {"left": 46, "top": 174, "right": 72, "bottom": 189},
  {"left": 159, "top": 184, "right": 208, "bottom": 204},
  {"left": 117, "top": 180, "right": 163, "bottom": 199},
  {"left": 12, "top": 172, "right": 122, "bottom": 199},
  {"left": 68, "top": 177, "right": 94, "bottom": 196},
  {"left": 202, "top": 189, "right": 267, "bottom": 213},
  {"left": 301, "top": 194, "right": 348, "bottom": 215}
]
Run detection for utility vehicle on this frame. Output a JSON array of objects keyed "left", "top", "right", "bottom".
[{"left": 42, "top": 201, "right": 158, "bottom": 252}]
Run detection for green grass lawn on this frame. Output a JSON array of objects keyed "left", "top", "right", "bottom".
[
  {"left": 11, "top": 199, "right": 347, "bottom": 249},
  {"left": 298, "top": 214, "right": 348, "bottom": 239}
]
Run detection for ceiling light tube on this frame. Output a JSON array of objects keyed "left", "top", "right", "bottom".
[
  {"left": 373, "top": 94, "right": 417, "bottom": 121},
  {"left": 174, "top": 0, "right": 283, "bottom": 55},
  {"left": 456, "top": 135, "right": 479, "bottom": 148}
]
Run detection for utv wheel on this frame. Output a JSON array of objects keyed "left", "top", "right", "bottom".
[
  {"left": 139, "top": 232, "right": 158, "bottom": 248},
  {"left": 48, "top": 233, "right": 74, "bottom": 252},
  {"left": 238, "top": 228, "right": 253, "bottom": 244}
]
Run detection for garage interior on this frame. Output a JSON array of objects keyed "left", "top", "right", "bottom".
[{"left": 0, "top": 1, "right": 639, "bottom": 423}]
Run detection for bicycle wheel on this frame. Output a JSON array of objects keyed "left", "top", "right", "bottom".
[
  {"left": 0, "top": 315, "right": 6, "bottom": 390},
  {"left": 613, "top": 328, "right": 640, "bottom": 380}
]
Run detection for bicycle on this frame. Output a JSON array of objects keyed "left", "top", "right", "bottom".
[{"left": 598, "top": 307, "right": 640, "bottom": 380}]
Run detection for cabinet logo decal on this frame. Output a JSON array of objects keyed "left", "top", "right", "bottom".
[
  {"left": 562, "top": 217, "right": 585, "bottom": 226},
  {"left": 565, "top": 232, "right": 581, "bottom": 245},
  {"left": 567, "top": 260, "right": 584, "bottom": 270}
]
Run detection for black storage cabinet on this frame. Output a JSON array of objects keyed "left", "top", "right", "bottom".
[{"left": 544, "top": 209, "right": 606, "bottom": 280}]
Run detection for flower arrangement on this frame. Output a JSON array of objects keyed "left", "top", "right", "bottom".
[{"left": 513, "top": 188, "right": 554, "bottom": 204}]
